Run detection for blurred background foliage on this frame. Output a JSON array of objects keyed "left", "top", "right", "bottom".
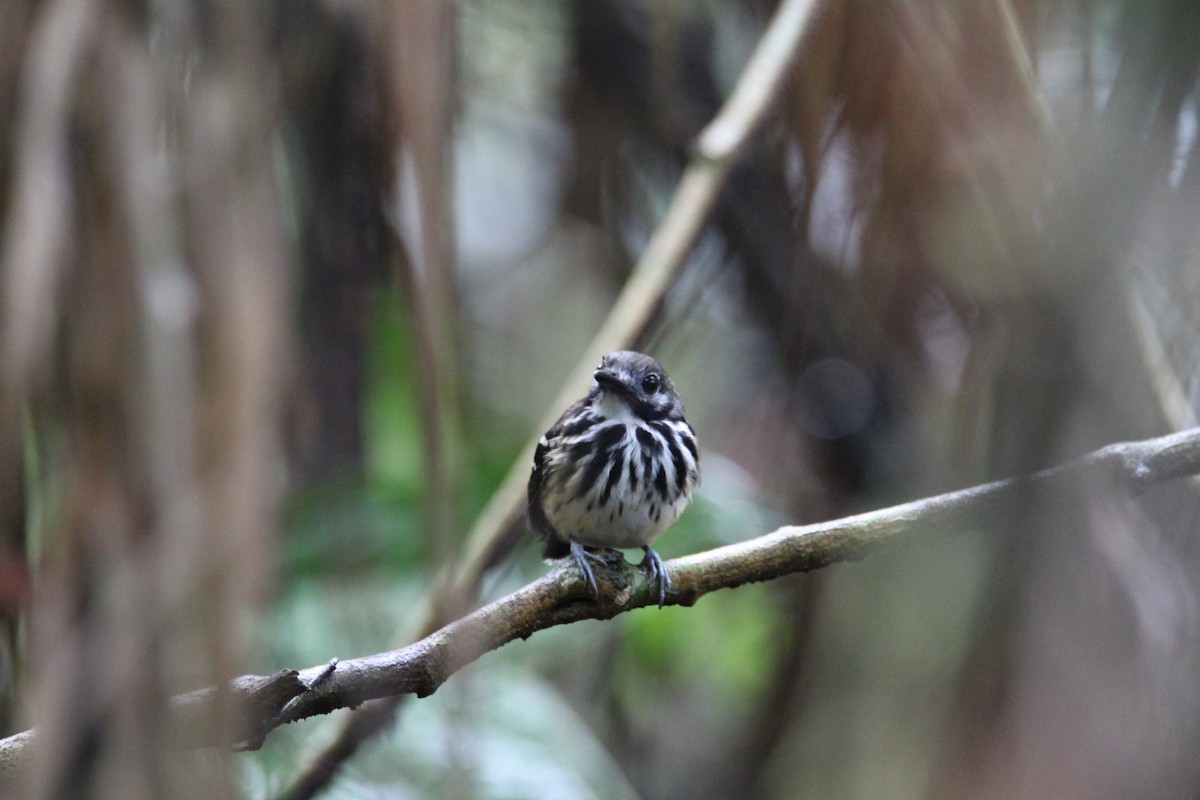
[{"left": 2, "top": 0, "right": 1200, "bottom": 798}]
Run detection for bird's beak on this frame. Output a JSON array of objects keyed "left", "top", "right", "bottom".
[{"left": 593, "top": 368, "right": 624, "bottom": 393}]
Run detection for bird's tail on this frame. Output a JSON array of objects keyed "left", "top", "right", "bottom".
[{"left": 541, "top": 536, "right": 570, "bottom": 560}]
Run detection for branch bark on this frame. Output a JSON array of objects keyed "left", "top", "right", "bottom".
[{"left": 2, "top": 426, "right": 1197, "bottom": 775}]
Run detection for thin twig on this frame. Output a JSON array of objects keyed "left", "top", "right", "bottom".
[
  {"left": 993, "top": 0, "right": 1055, "bottom": 135},
  {"left": 2, "top": 426, "right": 1196, "bottom": 772},
  {"left": 0, "top": 0, "right": 97, "bottom": 387},
  {"left": 0, "top": 0, "right": 98, "bottom": 545}
]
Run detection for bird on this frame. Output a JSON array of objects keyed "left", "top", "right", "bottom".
[{"left": 527, "top": 350, "right": 699, "bottom": 606}]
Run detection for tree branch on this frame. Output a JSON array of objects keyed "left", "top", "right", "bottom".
[{"left": 2, "top": 426, "right": 1197, "bottom": 774}]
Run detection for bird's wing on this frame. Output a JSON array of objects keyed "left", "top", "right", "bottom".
[{"left": 527, "top": 398, "right": 588, "bottom": 558}]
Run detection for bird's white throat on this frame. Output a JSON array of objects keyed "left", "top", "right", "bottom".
[{"left": 593, "top": 390, "right": 640, "bottom": 425}]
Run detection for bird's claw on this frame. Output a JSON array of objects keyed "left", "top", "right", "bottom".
[
  {"left": 640, "top": 546, "right": 671, "bottom": 608},
  {"left": 569, "top": 540, "right": 605, "bottom": 598},
  {"left": 569, "top": 542, "right": 670, "bottom": 607}
]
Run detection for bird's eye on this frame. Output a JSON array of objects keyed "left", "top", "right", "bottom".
[{"left": 641, "top": 373, "right": 661, "bottom": 395}]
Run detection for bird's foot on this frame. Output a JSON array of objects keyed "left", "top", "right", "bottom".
[
  {"left": 569, "top": 540, "right": 606, "bottom": 598},
  {"left": 640, "top": 546, "right": 671, "bottom": 608}
]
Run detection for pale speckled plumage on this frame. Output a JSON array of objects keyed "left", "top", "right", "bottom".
[
  {"left": 527, "top": 351, "right": 698, "bottom": 604},
  {"left": 536, "top": 416, "right": 696, "bottom": 549}
]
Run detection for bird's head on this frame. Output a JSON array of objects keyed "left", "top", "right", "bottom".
[{"left": 592, "top": 351, "right": 683, "bottom": 421}]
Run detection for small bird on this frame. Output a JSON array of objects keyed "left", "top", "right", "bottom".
[{"left": 527, "top": 351, "right": 699, "bottom": 606}]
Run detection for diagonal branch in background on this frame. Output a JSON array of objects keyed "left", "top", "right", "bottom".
[
  {"left": 278, "top": 1, "right": 824, "bottom": 797},
  {"left": 3, "top": 425, "right": 1198, "bottom": 773}
]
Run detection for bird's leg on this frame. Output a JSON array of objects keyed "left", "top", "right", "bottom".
[
  {"left": 639, "top": 546, "right": 671, "bottom": 608},
  {"left": 569, "top": 540, "right": 605, "bottom": 598}
]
